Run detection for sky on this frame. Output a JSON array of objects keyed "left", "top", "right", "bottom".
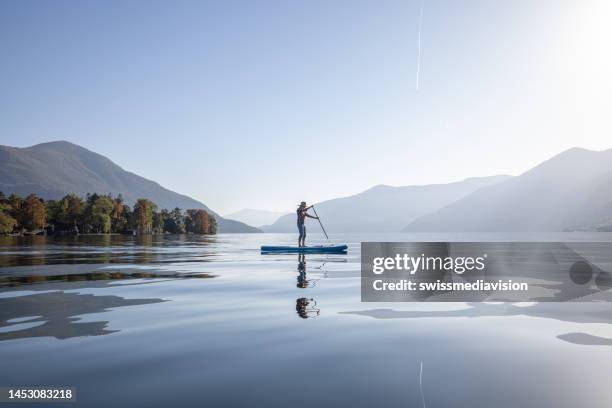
[{"left": 1, "top": 0, "right": 611, "bottom": 214}]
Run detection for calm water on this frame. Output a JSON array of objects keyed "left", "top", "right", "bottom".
[{"left": 1, "top": 233, "right": 612, "bottom": 408}]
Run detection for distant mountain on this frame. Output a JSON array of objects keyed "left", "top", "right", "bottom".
[
  {"left": 262, "top": 175, "right": 511, "bottom": 233},
  {"left": 404, "top": 147, "right": 612, "bottom": 232},
  {"left": 0, "top": 141, "right": 260, "bottom": 233},
  {"left": 224, "top": 209, "right": 289, "bottom": 228}
]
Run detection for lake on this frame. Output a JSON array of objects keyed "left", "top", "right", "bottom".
[{"left": 1, "top": 233, "right": 612, "bottom": 408}]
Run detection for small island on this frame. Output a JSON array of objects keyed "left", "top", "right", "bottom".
[{"left": 0, "top": 192, "right": 216, "bottom": 236}]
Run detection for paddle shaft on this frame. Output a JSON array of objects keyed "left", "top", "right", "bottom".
[{"left": 311, "top": 206, "right": 329, "bottom": 240}]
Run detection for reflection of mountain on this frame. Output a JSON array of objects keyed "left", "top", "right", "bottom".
[
  {"left": 405, "top": 147, "right": 612, "bottom": 232},
  {"left": 0, "top": 292, "right": 165, "bottom": 341},
  {"left": 557, "top": 333, "right": 612, "bottom": 346},
  {"left": 0, "top": 141, "right": 259, "bottom": 232},
  {"left": 340, "top": 303, "right": 612, "bottom": 346},
  {"left": 263, "top": 176, "right": 510, "bottom": 232},
  {"left": 340, "top": 302, "right": 612, "bottom": 323}
]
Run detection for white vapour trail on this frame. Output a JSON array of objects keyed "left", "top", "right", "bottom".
[
  {"left": 419, "top": 360, "right": 426, "bottom": 408},
  {"left": 416, "top": 0, "right": 425, "bottom": 90}
]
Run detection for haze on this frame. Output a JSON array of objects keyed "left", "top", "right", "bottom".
[{"left": 1, "top": 0, "right": 610, "bottom": 213}]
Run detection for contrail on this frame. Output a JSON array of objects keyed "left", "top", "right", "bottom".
[
  {"left": 416, "top": 0, "right": 425, "bottom": 90},
  {"left": 419, "top": 360, "right": 426, "bottom": 408}
]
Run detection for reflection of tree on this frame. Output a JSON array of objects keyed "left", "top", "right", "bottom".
[
  {"left": 0, "top": 271, "right": 215, "bottom": 289},
  {"left": 30, "top": 236, "right": 47, "bottom": 266},
  {"left": 135, "top": 234, "right": 154, "bottom": 264},
  {"left": 0, "top": 291, "right": 165, "bottom": 341},
  {"left": 0, "top": 234, "right": 218, "bottom": 267}
]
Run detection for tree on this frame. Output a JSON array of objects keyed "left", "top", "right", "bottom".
[
  {"left": 0, "top": 213, "right": 16, "bottom": 234},
  {"left": 153, "top": 209, "right": 166, "bottom": 234},
  {"left": 7, "top": 194, "right": 23, "bottom": 229},
  {"left": 0, "top": 202, "right": 16, "bottom": 234},
  {"left": 44, "top": 199, "right": 61, "bottom": 233},
  {"left": 0, "top": 192, "right": 220, "bottom": 235},
  {"left": 133, "top": 198, "right": 156, "bottom": 234},
  {"left": 90, "top": 195, "right": 114, "bottom": 233},
  {"left": 47, "top": 194, "right": 84, "bottom": 233},
  {"left": 209, "top": 215, "right": 217, "bottom": 234},
  {"left": 185, "top": 209, "right": 212, "bottom": 234},
  {"left": 110, "top": 195, "right": 129, "bottom": 232},
  {"left": 164, "top": 207, "right": 185, "bottom": 234},
  {"left": 184, "top": 209, "right": 195, "bottom": 233},
  {"left": 122, "top": 204, "right": 133, "bottom": 231},
  {"left": 20, "top": 194, "right": 46, "bottom": 232},
  {"left": 64, "top": 194, "right": 84, "bottom": 231}
]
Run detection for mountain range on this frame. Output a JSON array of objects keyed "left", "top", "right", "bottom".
[
  {"left": 262, "top": 175, "right": 511, "bottom": 232},
  {"left": 2, "top": 142, "right": 610, "bottom": 233},
  {"left": 0, "top": 141, "right": 259, "bottom": 233},
  {"left": 404, "top": 147, "right": 612, "bottom": 232},
  {"left": 263, "top": 147, "right": 612, "bottom": 233}
]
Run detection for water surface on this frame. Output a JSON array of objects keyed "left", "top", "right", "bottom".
[{"left": 1, "top": 233, "right": 611, "bottom": 407}]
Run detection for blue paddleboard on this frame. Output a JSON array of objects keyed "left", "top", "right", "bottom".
[{"left": 260, "top": 244, "right": 348, "bottom": 254}]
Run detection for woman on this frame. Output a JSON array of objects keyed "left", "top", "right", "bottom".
[{"left": 296, "top": 201, "right": 318, "bottom": 247}]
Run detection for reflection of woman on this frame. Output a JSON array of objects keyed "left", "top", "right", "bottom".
[
  {"left": 295, "top": 254, "right": 320, "bottom": 318},
  {"left": 295, "top": 297, "right": 320, "bottom": 319},
  {"left": 297, "top": 253, "right": 308, "bottom": 288}
]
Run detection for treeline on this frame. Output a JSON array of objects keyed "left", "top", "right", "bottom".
[{"left": 0, "top": 192, "right": 217, "bottom": 235}]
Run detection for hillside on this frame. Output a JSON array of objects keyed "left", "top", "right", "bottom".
[
  {"left": 404, "top": 147, "right": 612, "bottom": 232},
  {"left": 262, "top": 175, "right": 511, "bottom": 233},
  {"left": 0, "top": 141, "right": 260, "bottom": 233}
]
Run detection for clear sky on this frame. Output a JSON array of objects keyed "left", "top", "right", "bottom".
[{"left": 1, "top": 0, "right": 611, "bottom": 214}]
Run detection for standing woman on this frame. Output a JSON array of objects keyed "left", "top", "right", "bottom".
[{"left": 296, "top": 201, "right": 319, "bottom": 247}]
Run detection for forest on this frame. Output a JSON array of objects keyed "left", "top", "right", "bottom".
[{"left": 0, "top": 192, "right": 217, "bottom": 235}]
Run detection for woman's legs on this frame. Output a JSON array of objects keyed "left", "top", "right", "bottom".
[{"left": 298, "top": 224, "right": 306, "bottom": 247}]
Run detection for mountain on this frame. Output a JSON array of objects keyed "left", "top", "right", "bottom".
[
  {"left": 404, "top": 147, "right": 612, "bottom": 232},
  {"left": 262, "top": 175, "right": 511, "bottom": 233},
  {"left": 224, "top": 209, "right": 289, "bottom": 228},
  {"left": 0, "top": 141, "right": 260, "bottom": 233}
]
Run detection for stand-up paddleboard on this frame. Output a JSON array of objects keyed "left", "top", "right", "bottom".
[{"left": 261, "top": 244, "right": 348, "bottom": 254}]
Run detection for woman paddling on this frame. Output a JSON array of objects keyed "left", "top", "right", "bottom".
[{"left": 297, "top": 201, "right": 319, "bottom": 247}]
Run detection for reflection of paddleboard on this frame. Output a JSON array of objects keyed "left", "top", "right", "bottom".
[{"left": 260, "top": 245, "right": 348, "bottom": 254}]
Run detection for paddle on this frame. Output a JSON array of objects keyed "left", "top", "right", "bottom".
[{"left": 311, "top": 205, "right": 329, "bottom": 240}]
